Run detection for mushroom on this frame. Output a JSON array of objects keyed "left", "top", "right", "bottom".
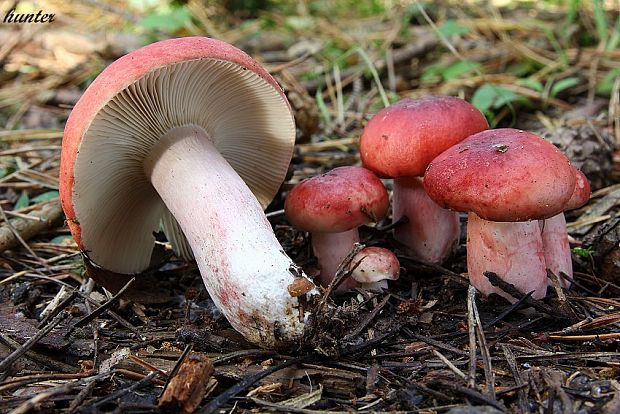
[
  {"left": 360, "top": 96, "right": 488, "bottom": 263},
  {"left": 284, "top": 166, "right": 389, "bottom": 288},
  {"left": 59, "top": 37, "right": 318, "bottom": 349},
  {"left": 348, "top": 247, "right": 400, "bottom": 291},
  {"left": 424, "top": 128, "right": 575, "bottom": 300},
  {"left": 540, "top": 168, "right": 591, "bottom": 288}
]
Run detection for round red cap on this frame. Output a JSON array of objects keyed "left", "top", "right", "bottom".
[
  {"left": 424, "top": 128, "right": 576, "bottom": 222},
  {"left": 285, "top": 166, "right": 389, "bottom": 233},
  {"left": 360, "top": 96, "right": 488, "bottom": 178},
  {"left": 350, "top": 247, "right": 400, "bottom": 283}
]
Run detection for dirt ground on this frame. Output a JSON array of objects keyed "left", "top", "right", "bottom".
[{"left": 0, "top": 1, "right": 619, "bottom": 413}]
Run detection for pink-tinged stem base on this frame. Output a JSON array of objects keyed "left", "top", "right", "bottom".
[
  {"left": 393, "top": 177, "right": 460, "bottom": 263},
  {"left": 467, "top": 212, "right": 548, "bottom": 301},
  {"left": 146, "top": 125, "right": 316, "bottom": 348},
  {"left": 540, "top": 213, "right": 573, "bottom": 288},
  {"left": 312, "top": 229, "right": 360, "bottom": 290}
]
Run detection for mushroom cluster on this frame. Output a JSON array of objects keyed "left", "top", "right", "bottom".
[
  {"left": 285, "top": 97, "right": 588, "bottom": 302},
  {"left": 62, "top": 34, "right": 589, "bottom": 349}
]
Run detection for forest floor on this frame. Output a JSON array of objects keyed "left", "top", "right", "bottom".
[{"left": 0, "top": 1, "right": 619, "bottom": 413}]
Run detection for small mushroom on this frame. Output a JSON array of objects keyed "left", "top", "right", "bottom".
[
  {"left": 424, "top": 128, "right": 576, "bottom": 300},
  {"left": 348, "top": 247, "right": 400, "bottom": 291},
  {"left": 284, "top": 166, "right": 389, "bottom": 288},
  {"left": 60, "top": 37, "right": 317, "bottom": 348},
  {"left": 360, "top": 96, "right": 488, "bottom": 263}
]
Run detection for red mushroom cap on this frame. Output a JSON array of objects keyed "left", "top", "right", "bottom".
[
  {"left": 349, "top": 247, "right": 400, "bottom": 284},
  {"left": 565, "top": 168, "right": 591, "bottom": 210},
  {"left": 360, "top": 96, "right": 489, "bottom": 178},
  {"left": 285, "top": 166, "right": 389, "bottom": 233},
  {"left": 424, "top": 128, "right": 576, "bottom": 222}
]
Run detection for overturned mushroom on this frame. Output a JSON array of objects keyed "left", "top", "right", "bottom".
[{"left": 60, "top": 37, "right": 317, "bottom": 348}]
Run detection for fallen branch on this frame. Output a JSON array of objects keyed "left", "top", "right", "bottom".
[{"left": 0, "top": 201, "right": 64, "bottom": 253}]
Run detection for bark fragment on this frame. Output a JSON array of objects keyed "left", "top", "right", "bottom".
[{"left": 158, "top": 352, "right": 215, "bottom": 414}]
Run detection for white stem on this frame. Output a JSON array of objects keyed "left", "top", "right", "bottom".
[
  {"left": 540, "top": 214, "right": 573, "bottom": 288},
  {"left": 145, "top": 125, "right": 316, "bottom": 348},
  {"left": 360, "top": 280, "right": 389, "bottom": 292},
  {"left": 393, "top": 177, "right": 460, "bottom": 263},
  {"left": 311, "top": 229, "right": 360, "bottom": 290},
  {"left": 467, "top": 212, "right": 548, "bottom": 301}
]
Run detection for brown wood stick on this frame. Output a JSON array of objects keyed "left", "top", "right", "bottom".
[
  {"left": 159, "top": 353, "right": 215, "bottom": 414},
  {"left": 0, "top": 202, "right": 64, "bottom": 253}
]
